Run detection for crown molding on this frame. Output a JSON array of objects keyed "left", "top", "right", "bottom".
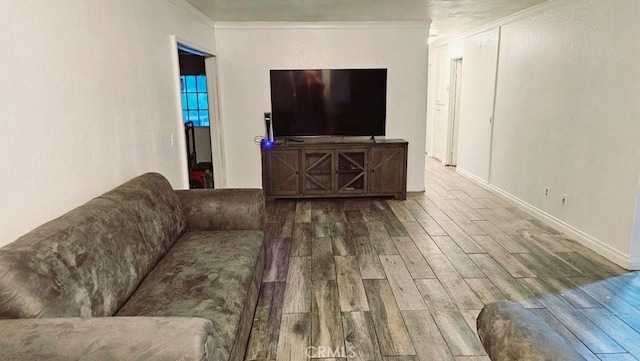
[
  {"left": 432, "top": 0, "right": 581, "bottom": 47},
  {"left": 165, "top": 0, "right": 216, "bottom": 27},
  {"left": 214, "top": 21, "right": 430, "bottom": 31}
]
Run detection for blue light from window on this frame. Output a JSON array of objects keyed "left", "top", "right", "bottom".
[{"left": 180, "top": 75, "right": 210, "bottom": 127}]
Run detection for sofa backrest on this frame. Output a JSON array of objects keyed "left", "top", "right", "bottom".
[
  {"left": 0, "top": 173, "right": 186, "bottom": 319},
  {"left": 97, "top": 173, "right": 186, "bottom": 257}
]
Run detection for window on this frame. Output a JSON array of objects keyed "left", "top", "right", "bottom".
[{"left": 180, "top": 75, "right": 209, "bottom": 127}]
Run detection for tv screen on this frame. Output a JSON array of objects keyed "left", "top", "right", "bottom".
[{"left": 270, "top": 69, "right": 387, "bottom": 137}]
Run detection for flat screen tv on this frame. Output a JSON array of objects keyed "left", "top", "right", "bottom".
[{"left": 270, "top": 69, "right": 387, "bottom": 137}]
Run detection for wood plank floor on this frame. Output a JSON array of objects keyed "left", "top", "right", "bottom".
[{"left": 246, "top": 158, "right": 640, "bottom": 361}]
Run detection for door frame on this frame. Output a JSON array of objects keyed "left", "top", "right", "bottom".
[
  {"left": 446, "top": 58, "right": 463, "bottom": 166},
  {"left": 170, "top": 36, "right": 227, "bottom": 188},
  {"left": 205, "top": 56, "right": 227, "bottom": 188}
]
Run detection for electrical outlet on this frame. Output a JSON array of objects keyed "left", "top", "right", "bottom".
[
  {"left": 544, "top": 187, "right": 550, "bottom": 198},
  {"left": 561, "top": 194, "right": 568, "bottom": 206}
]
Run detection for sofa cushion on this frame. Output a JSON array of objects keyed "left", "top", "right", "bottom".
[
  {"left": 0, "top": 317, "right": 215, "bottom": 361},
  {"left": 98, "top": 173, "right": 186, "bottom": 256},
  {"left": 116, "top": 230, "right": 264, "bottom": 361},
  {"left": 0, "top": 198, "right": 153, "bottom": 318}
]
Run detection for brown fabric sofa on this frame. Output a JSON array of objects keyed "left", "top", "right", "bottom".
[{"left": 0, "top": 173, "right": 265, "bottom": 361}]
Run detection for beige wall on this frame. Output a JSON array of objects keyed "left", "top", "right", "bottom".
[
  {"left": 427, "top": 0, "right": 640, "bottom": 268},
  {"left": 0, "top": 0, "right": 216, "bottom": 247},
  {"left": 214, "top": 22, "right": 429, "bottom": 191}
]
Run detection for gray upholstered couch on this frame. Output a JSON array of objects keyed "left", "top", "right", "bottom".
[{"left": 0, "top": 173, "right": 265, "bottom": 361}]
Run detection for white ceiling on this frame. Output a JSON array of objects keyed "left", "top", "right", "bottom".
[{"left": 185, "top": 0, "right": 550, "bottom": 35}]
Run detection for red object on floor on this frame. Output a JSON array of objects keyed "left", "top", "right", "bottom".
[{"left": 189, "top": 170, "right": 207, "bottom": 189}]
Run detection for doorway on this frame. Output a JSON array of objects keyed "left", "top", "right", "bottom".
[
  {"left": 447, "top": 58, "right": 463, "bottom": 166},
  {"left": 178, "top": 49, "right": 214, "bottom": 188}
]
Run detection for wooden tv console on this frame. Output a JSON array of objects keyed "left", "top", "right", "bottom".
[{"left": 261, "top": 137, "right": 408, "bottom": 201}]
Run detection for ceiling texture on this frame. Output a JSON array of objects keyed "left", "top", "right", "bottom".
[{"left": 185, "top": 0, "right": 550, "bottom": 35}]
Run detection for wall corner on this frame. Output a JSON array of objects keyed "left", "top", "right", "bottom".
[{"left": 628, "top": 172, "right": 640, "bottom": 270}]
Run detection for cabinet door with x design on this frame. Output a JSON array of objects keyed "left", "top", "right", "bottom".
[
  {"left": 301, "top": 149, "right": 368, "bottom": 195},
  {"left": 263, "top": 149, "right": 300, "bottom": 196},
  {"left": 301, "top": 149, "right": 334, "bottom": 195},
  {"left": 335, "top": 149, "right": 368, "bottom": 194}
]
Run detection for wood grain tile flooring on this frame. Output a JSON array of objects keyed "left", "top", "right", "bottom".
[{"left": 247, "top": 158, "right": 640, "bottom": 361}]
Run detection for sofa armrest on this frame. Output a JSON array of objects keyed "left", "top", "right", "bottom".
[
  {"left": 477, "top": 300, "right": 586, "bottom": 361},
  {"left": 176, "top": 189, "right": 265, "bottom": 232},
  {"left": 0, "top": 317, "right": 216, "bottom": 361}
]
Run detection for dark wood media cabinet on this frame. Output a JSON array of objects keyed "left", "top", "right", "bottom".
[{"left": 261, "top": 138, "right": 408, "bottom": 201}]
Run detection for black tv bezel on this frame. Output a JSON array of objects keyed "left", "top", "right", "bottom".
[{"left": 269, "top": 68, "right": 387, "bottom": 139}]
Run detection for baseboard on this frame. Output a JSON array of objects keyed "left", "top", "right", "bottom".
[
  {"left": 456, "top": 167, "right": 489, "bottom": 186},
  {"left": 628, "top": 256, "right": 640, "bottom": 271},
  {"left": 456, "top": 167, "right": 630, "bottom": 270}
]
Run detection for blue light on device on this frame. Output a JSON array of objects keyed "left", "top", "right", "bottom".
[{"left": 262, "top": 139, "right": 275, "bottom": 148}]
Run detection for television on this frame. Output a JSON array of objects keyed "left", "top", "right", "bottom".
[{"left": 270, "top": 69, "right": 387, "bottom": 137}]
